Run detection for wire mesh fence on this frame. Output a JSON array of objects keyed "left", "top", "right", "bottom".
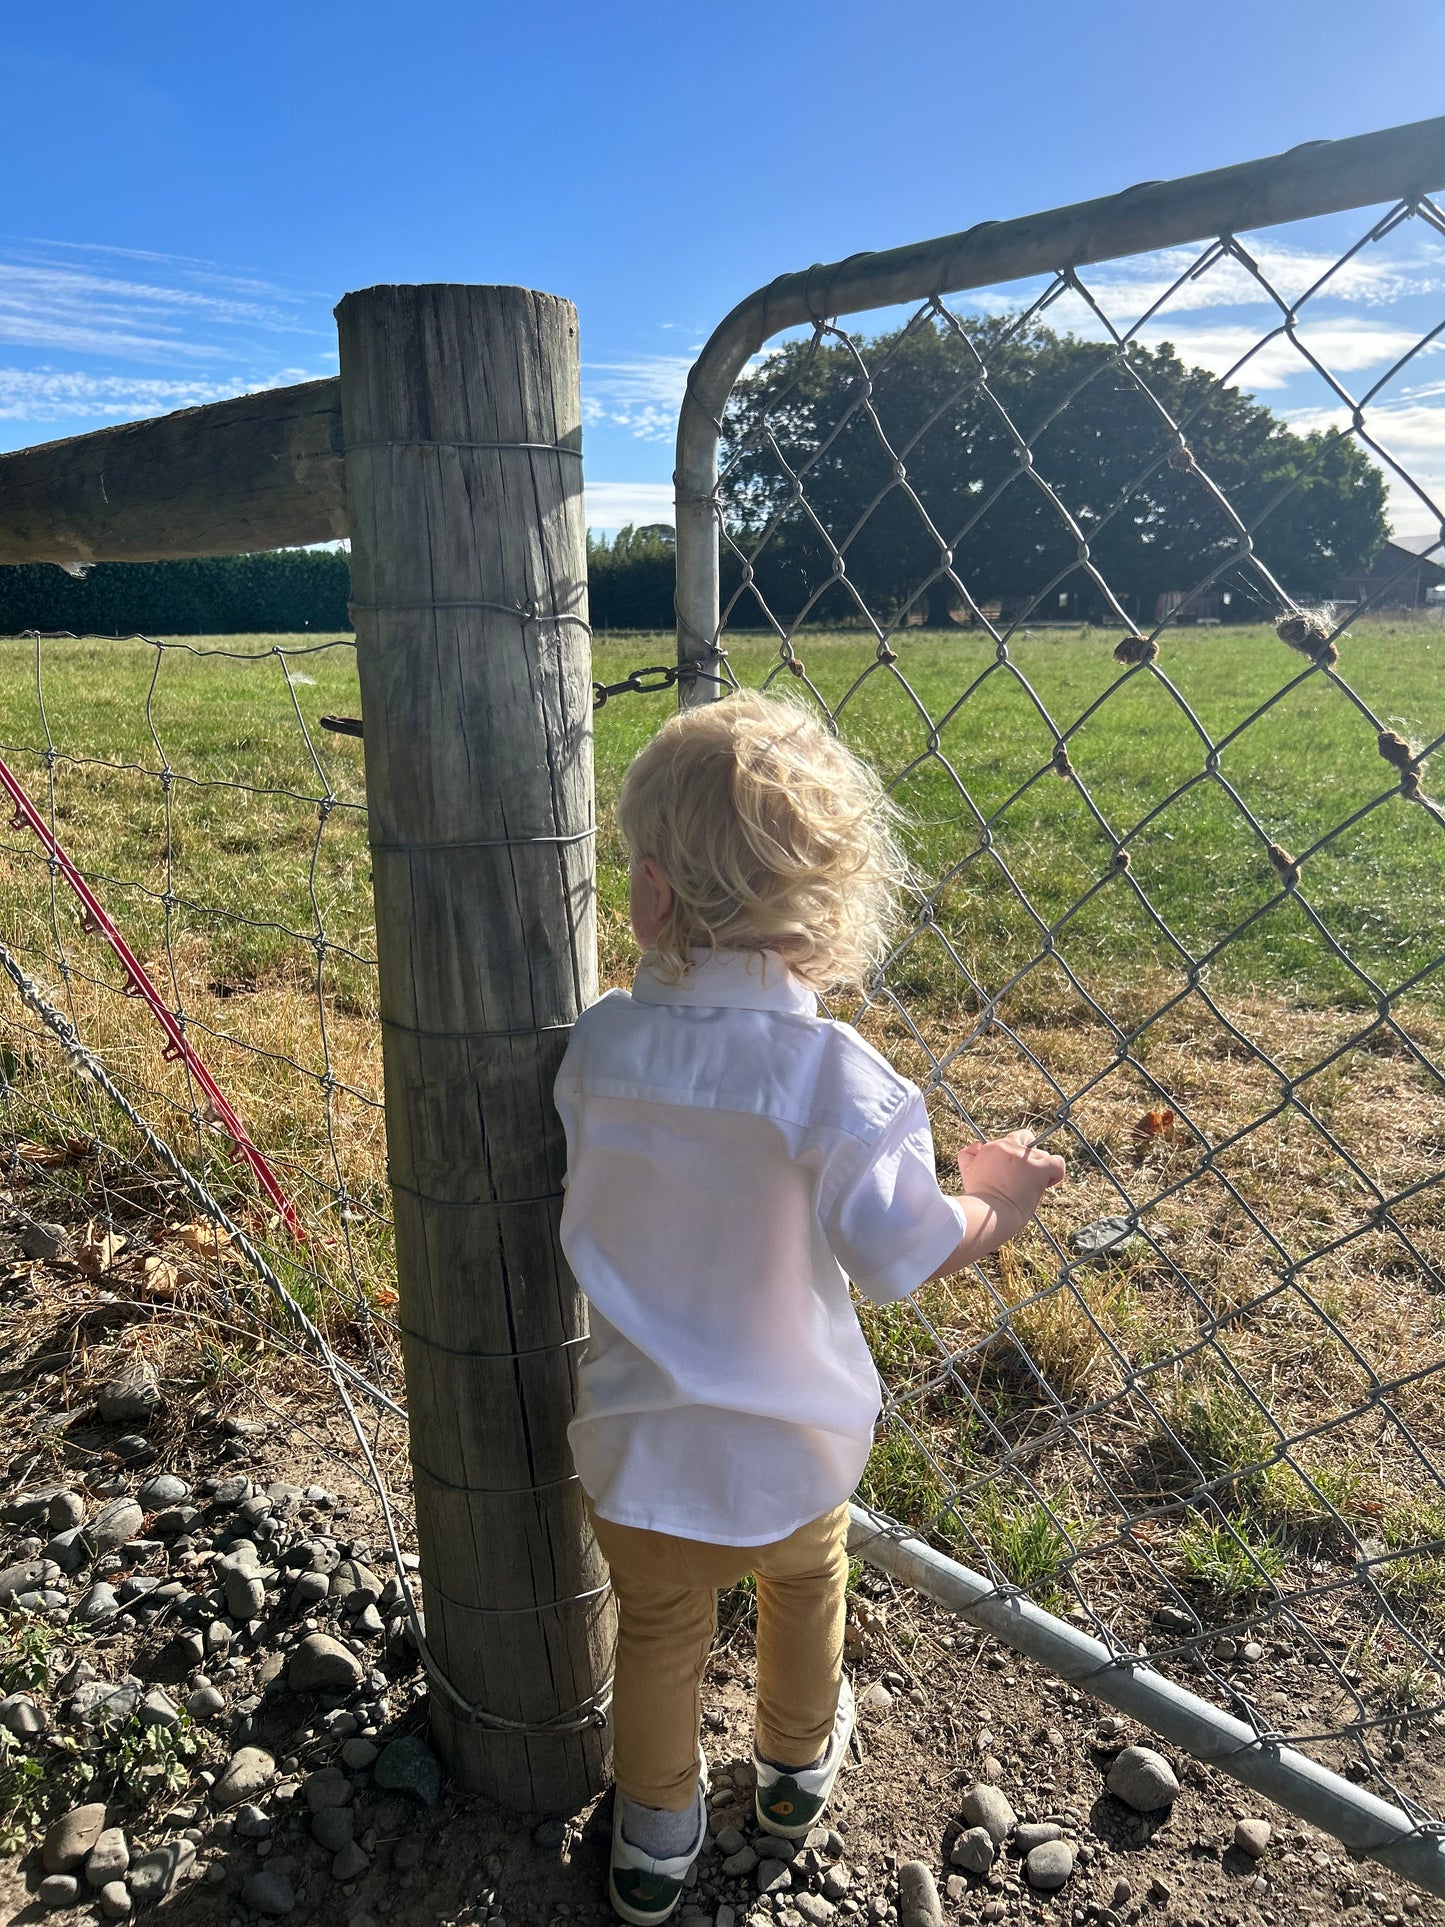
[
  {"left": 0, "top": 630, "right": 411, "bottom": 1538},
  {"left": 678, "top": 165, "right": 1445, "bottom": 1829}
]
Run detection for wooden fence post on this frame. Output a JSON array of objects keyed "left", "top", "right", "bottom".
[{"left": 335, "top": 284, "right": 612, "bottom": 1814}]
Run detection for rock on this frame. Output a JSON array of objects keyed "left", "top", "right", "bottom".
[
  {"left": 139, "top": 1473, "right": 190, "bottom": 1507},
  {"left": 756, "top": 1833, "right": 794, "bottom": 1861},
  {"left": 49, "top": 1489, "right": 86, "bottom": 1530},
  {"left": 721, "top": 1846, "right": 758, "bottom": 1877},
  {"left": 304, "top": 1766, "right": 354, "bottom": 1811},
  {"left": 1025, "top": 1841, "right": 1074, "bottom": 1891},
  {"left": 85, "top": 1827, "right": 131, "bottom": 1886},
  {"left": 211, "top": 1746, "right": 277, "bottom": 1809},
  {"left": 128, "top": 1839, "right": 196, "bottom": 1904},
  {"left": 0, "top": 1558, "right": 61, "bottom": 1605},
  {"left": 223, "top": 1568, "right": 267, "bottom": 1621},
  {"left": 959, "top": 1784, "right": 1017, "bottom": 1847},
  {"left": 392, "top": 1835, "right": 425, "bottom": 1871},
  {"left": 341, "top": 1737, "right": 379, "bottom": 1770},
  {"left": 859, "top": 1681, "right": 893, "bottom": 1713},
  {"left": 354, "top": 1603, "right": 385, "bottom": 1637},
  {"left": 288, "top": 1632, "right": 364, "bottom": 1692},
  {"left": 0, "top": 1691, "right": 45, "bottom": 1736},
  {"left": 1234, "top": 1817, "right": 1272, "bottom": 1858},
  {"left": 139, "top": 1688, "right": 180, "bottom": 1728},
  {"left": 76, "top": 1580, "right": 121, "bottom": 1624},
  {"left": 950, "top": 1825, "right": 995, "bottom": 1873},
  {"left": 373, "top": 1734, "right": 442, "bottom": 1807},
  {"left": 43, "top": 1803, "right": 108, "bottom": 1873},
  {"left": 333, "top": 1840, "right": 371, "bottom": 1881},
  {"left": 112, "top": 1434, "right": 156, "bottom": 1465},
  {"left": 897, "top": 1861, "right": 944, "bottom": 1927},
  {"left": 153, "top": 1504, "right": 199, "bottom": 1537},
  {"left": 256, "top": 1652, "right": 286, "bottom": 1691},
  {"left": 333, "top": 1559, "right": 382, "bottom": 1609},
  {"left": 97, "top": 1369, "right": 165, "bottom": 1424},
  {"left": 2, "top": 1486, "right": 64, "bottom": 1527},
  {"left": 311, "top": 1807, "right": 355, "bottom": 1852},
  {"left": 821, "top": 1864, "right": 851, "bottom": 1901},
  {"left": 287, "top": 1571, "right": 329, "bottom": 1612},
  {"left": 16, "top": 1214, "right": 66, "bottom": 1259},
  {"left": 84, "top": 1500, "right": 144, "bottom": 1555},
  {"left": 1071, "top": 1213, "right": 1139, "bottom": 1259},
  {"left": 45, "top": 1526, "right": 90, "bottom": 1573},
  {"left": 72, "top": 1679, "right": 141, "bottom": 1724},
  {"left": 794, "top": 1896, "right": 835, "bottom": 1926},
  {"left": 714, "top": 1824, "right": 747, "bottom": 1856},
  {"left": 241, "top": 1870, "right": 296, "bottom": 1916},
  {"left": 210, "top": 1474, "right": 253, "bottom": 1508},
  {"left": 1106, "top": 1745, "right": 1180, "bottom": 1812},
  {"left": 235, "top": 1803, "right": 273, "bottom": 1840},
  {"left": 1014, "top": 1822, "right": 1062, "bottom": 1854},
  {"left": 757, "top": 1860, "right": 791, "bottom": 1896},
  {"left": 186, "top": 1684, "right": 226, "bottom": 1721},
  {"left": 97, "top": 1879, "right": 131, "bottom": 1918},
  {"left": 39, "top": 1873, "right": 80, "bottom": 1908}
]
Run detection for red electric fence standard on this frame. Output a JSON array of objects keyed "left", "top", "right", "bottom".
[{"left": 0, "top": 752, "right": 305, "bottom": 1241}]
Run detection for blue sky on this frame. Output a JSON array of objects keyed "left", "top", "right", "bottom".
[{"left": 4, "top": 0, "right": 1444, "bottom": 535}]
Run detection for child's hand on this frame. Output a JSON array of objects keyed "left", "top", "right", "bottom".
[{"left": 957, "top": 1130, "right": 1065, "bottom": 1241}]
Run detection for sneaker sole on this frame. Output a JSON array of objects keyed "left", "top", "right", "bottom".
[{"left": 609, "top": 1875, "right": 684, "bottom": 1927}]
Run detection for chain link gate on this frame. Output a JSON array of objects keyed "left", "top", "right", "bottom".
[{"left": 672, "top": 118, "right": 1445, "bottom": 1884}]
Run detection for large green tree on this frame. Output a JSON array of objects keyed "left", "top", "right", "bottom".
[{"left": 720, "top": 317, "right": 1389, "bottom": 627}]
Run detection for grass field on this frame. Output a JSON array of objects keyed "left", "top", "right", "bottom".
[{"left": 0, "top": 620, "right": 1442, "bottom": 1715}]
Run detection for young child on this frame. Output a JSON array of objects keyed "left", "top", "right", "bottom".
[{"left": 554, "top": 692, "right": 1065, "bottom": 1925}]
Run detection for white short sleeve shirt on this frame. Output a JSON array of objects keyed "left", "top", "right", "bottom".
[{"left": 553, "top": 949, "right": 969, "bottom": 1546}]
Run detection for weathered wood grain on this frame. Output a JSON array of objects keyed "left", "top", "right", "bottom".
[
  {"left": 0, "top": 379, "right": 346, "bottom": 564},
  {"left": 336, "top": 284, "right": 609, "bottom": 1814}
]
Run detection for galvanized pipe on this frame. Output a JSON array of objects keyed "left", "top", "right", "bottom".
[
  {"left": 674, "top": 114, "right": 1445, "bottom": 702},
  {"left": 849, "top": 1504, "right": 1445, "bottom": 1898}
]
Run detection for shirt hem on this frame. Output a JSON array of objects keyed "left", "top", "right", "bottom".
[{"left": 582, "top": 1489, "right": 855, "bottom": 1548}]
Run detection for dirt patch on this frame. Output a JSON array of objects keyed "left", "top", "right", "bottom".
[{"left": 4, "top": 1226, "right": 1445, "bottom": 1927}]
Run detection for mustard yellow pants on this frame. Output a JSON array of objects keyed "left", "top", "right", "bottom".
[{"left": 586, "top": 1498, "right": 851, "bottom": 1811}]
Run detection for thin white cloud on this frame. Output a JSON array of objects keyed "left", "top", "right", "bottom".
[
  {"left": 583, "top": 356, "right": 693, "bottom": 443},
  {"left": 0, "top": 365, "right": 327, "bottom": 425},
  {"left": 1278, "top": 392, "right": 1445, "bottom": 541},
  {"left": 0, "top": 240, "right": 322, "bottom": 370},
  {"left": 584, "top": 480, "right": 674, "bottom": 531},
  {"left": 1131, "top": 317, "right": 1444, "bottom": 390}
]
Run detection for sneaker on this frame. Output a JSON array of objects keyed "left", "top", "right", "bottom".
[
  {"left": 608, "top": 1768, "right": 708, "bottom": 1926},
  {"left": 753, "top": 1673, "right": 855, "bottom": 1839}
]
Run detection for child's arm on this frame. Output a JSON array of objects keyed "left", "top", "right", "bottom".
[{"left": 922, "top": 1130, "right": 1066, "bottom": 1282}]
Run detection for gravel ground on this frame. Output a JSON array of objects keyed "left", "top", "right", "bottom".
[{"left": 4, "top": 1221, "right": 1445, "bottom": 1927}]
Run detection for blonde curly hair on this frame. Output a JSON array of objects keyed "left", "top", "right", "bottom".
[{"left": 616, "top": 691, "right": 908, "bottom": 991}]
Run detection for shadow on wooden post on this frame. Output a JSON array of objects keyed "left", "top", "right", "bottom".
[{"left": 336, "top": 283, "right": 613, "bottom": 1814}]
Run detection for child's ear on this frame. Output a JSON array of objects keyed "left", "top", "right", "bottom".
[{"left": 642, "top": 860, "right": 674, "bottom": 915}]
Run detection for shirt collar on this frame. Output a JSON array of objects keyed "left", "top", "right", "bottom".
[{"left": 631, "top": 948, "right": 818, "bottom": 1017}]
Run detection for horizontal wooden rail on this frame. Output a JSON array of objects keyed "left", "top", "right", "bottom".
[{"left": 0, "top": 378, "right": 346, "bottom": 566}]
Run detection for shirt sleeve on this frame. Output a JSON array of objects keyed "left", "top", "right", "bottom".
[{"left": 822, "top": 1089, "right": 970, "bottom": 1304}]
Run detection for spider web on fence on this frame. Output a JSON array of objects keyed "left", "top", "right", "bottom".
[
  {"left": 0, "top": 630, "right": 408, "bottom": 1558},
  {"left": 708, "top": 193, "right": 1445, "bottom": 1812}
]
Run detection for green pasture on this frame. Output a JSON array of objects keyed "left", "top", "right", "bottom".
[{"left": 0, "top": 621, "right": 1438, "bottom": 1011}]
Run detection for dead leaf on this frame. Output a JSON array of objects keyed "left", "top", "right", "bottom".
[
  {"left": 10, "top": 1136, "right": 91, "bottom": 1169},
  {"left": 77, "top": 1221, "right": 126, "bottom": 1274},
  {"left": 1132, "top": 1107, "right": 1184, "bottom": 1149},
  {"left": 176, "top": 1220, "right": 235, "bottom": 1261},
  {"left": 141, "top": 1255, "right": 184, "bottom": 1298},
  {"left": 372, "top": 1286, "right": 399, "bottom": 1309}
]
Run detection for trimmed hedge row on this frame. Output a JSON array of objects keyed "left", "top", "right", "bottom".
[{"left": 0, "top": 545, "right": 689, "bottom": 637}]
